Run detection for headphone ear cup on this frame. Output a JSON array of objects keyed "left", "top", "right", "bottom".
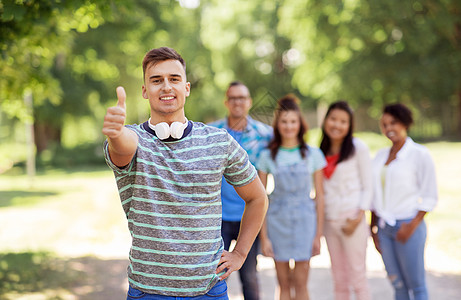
[
  {"left": 154, "top": 122, "right": 170, "bottom": 140},
  {"left": 170, "top": 121, "right": 185, "bottom": 139}
]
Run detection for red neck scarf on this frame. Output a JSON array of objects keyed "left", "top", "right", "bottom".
[{"left": 324, "top": 153, "right": 340, "bottom": 179}]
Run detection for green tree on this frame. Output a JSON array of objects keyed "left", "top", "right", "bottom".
[
  {"left": 0, "top": 0, "right": 121, "bottom": 152},
  {"left": 200, "top": 0, "right": 296, "bottom": 121},
  {"left": 2, "top": 0, "right": 460, "bottom": 170},
  {"left": 278, "top": 0, "right": 461, "bottom": 137}
]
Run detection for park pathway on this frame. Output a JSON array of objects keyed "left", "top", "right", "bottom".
[
  {"left": 1, "top": 172, "right": 460, "bottom": 299},
  {"left": 227, "top": 239, "right": 461, "bottom": 300}
]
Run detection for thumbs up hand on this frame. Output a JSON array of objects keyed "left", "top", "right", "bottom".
[{"left": 102, "top": 86, "right": 127, "bottom": 139}]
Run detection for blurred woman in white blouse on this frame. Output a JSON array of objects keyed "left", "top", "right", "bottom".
[
  {"left": 371, "top": 103, "right": 438, "bottom": 300},
  {"left": 320, "top": 101, "right": 372, "bottom": 300}
]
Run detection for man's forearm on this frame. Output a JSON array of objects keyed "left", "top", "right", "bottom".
[
  {"left": 108, "top": 127, "right": 138, "bottom": 167},
  {"left": 233, "top": 195, "right": 267, "bottom": 257}
]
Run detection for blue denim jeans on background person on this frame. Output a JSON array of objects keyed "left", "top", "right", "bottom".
[
  {"left": 221, "top": 220, "right": 259, "bottom": 300},
  {"left": 126, "top": 279, "right": 228, "bottom": 300},
  {"left": 378, "top": 219, "right": 428, "bottom": 300}
]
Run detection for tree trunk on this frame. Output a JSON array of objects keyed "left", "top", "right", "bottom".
[
  {"left": 33, "top": 122, "right": 62, "bottom": 154},
  {"left": 24, "top": 92, "right": 35, "bottom": 185},
  {"left": 456, "top": 21, "right": 461, "bottom": 139},
  {"left": 458, "top": 89, "right": 461, "bottom": 139}
]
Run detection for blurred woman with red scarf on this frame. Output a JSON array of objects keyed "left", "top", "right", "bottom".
[{"left": 320, "top": 101, "right": 372, "bottom": 300}]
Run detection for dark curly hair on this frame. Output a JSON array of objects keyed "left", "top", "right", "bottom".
[{"left": 383, "top": 103, "right": 414, "bottom": 129}]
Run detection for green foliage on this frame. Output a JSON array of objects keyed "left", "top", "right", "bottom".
[
  {"left": 200, "top": 0, "right": 296, "bottom": 112},
  {"left": 355, "top": 131, "right": 391, "bottom": 154},
  {"left": 1, "top": 0, "right": 460, "bottom": 169},
  {"left": 278, "top": 0, "right": 461, "bottom": 127},
  {"left": 35, "top": 142, "right": 107, "bottom": 168},
  {"left": 0, "top": 138, "right": 106, "bottom": 172},
  {"left": 0, "top": 0, "right": 116, "bottom": 118},
  {"left": 0, "top": 0, "right": 128, "bottom": 159},
  {"left": 0, "top": 141, "right": 27, "bottom": 173}
]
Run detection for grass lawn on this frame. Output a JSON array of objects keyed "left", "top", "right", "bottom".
[
  {"left": 422, "top": 142, "right": 461, "bottom": 261},
  {"left": 0, "top": 138, "right": 460, "bottom": 298},
  {"left": 0, "top": 165, "right": 131, "bottom": 299},
  {"left": 0, "top": 165, "right": 131, "bottom": 257}
]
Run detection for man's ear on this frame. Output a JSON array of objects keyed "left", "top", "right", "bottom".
[
  {"left": 142, "top": 85, "right": 148, "bottom": 99},
  {"left": 185, "top": 82, "right": 191, "bottom": 97}
]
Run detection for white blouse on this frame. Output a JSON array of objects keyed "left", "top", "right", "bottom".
[
  {"left": 372, "top": 137, "right": 438, "bottom": 226},
  {"left": 323, "top": 138, "right": 373, "bottom": 220}
]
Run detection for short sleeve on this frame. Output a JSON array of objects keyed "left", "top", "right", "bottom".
[
  {"left": 308, "top": 146, "right": 326, "bottom": 172},
  {"left": 255, "top": 149, "right": 272, "bottom": 174},
  {"left": 223, "top": 133, "right": 257, "bottom": 187},
  {"left": 103, "top": 139, "right": 136, "bottom": 174}
]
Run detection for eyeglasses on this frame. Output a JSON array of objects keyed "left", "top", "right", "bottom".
[{"left": 227, "top": 96, "right": 249, "bottom": 103}]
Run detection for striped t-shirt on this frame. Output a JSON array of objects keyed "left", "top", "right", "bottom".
[{"left": 103, "top": 121, "right": 257, "bottom": 296}]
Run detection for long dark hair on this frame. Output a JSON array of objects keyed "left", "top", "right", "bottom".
[
  {"left": 268, "top": 94, "right": 308, "bottom": 160},
  {"left": 320, "top": 101, "right": 355, "bottom": 164}
]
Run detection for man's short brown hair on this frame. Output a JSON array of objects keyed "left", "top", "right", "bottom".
[{"left": 142, "top": 47, "right": 186, "bottom": 80}]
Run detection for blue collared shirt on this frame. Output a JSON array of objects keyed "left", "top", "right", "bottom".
[{"left": 209, "top": 116, "right": 273, "bottom": 221}]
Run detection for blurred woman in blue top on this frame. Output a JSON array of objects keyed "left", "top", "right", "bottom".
[{"left": 257, "top": 94, "right": 326, "bottom": 300}]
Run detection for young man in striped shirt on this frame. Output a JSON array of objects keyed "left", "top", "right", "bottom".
[{"left": 102, "top": 47, "right": 268, "bottom": 299}]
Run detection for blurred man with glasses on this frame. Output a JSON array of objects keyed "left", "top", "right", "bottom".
[{"left": 209, "top": 81, "right": 272, "bottom": 300}]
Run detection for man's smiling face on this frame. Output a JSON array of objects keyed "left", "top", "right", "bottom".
[{"left": 142, "top": 59, "right": 190, "bottom": 120}]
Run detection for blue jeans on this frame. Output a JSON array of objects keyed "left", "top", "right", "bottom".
[
  {"left": 126, "top": 280, "right": 228, "bottom": 300},
  {"left": 221, "top": 221, "right": 259, "bottom": 300},
  {"left": 378, "top": 219, "right": 428, "bottom": 300}
]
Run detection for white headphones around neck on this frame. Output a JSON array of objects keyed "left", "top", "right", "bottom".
[{"left": 148, "top": 118, "right": 188, "bottom": 140}]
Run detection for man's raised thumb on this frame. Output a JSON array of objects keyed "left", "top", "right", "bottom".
[{"left": 116, "top": 86, "right": 126, "bottom": 109}]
